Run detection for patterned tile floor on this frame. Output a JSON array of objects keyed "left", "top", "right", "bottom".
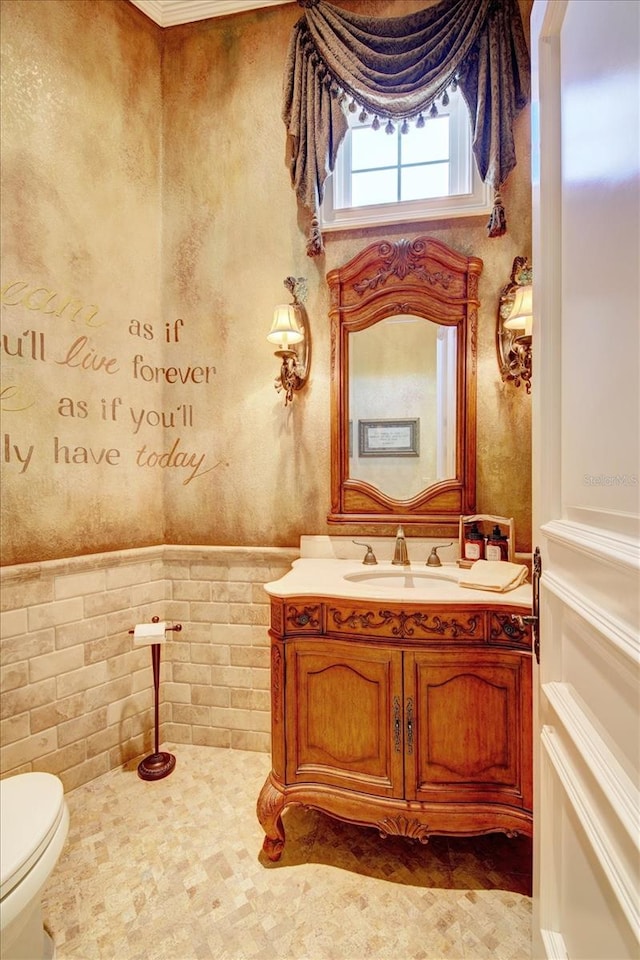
[{"left": 42, "top": 745, "right": 532, "bottom": 960}]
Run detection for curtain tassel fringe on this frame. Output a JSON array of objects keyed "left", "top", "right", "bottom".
[
  {"left": 487, "top": 190, "right": 507, "bottom": 238},
  {"left": 306, "top": 214, "right": 324, "bottom": 258}
]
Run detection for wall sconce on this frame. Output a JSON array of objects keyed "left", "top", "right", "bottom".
[
  {"left": 497, "top": 256, "right": 533, "bottom": 393},
  {"left": 267, "top": 276, "right": 310, "bottom": 405}
]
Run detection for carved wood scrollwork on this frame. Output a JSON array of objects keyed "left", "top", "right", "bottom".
[
  {"left": 352, "top": 238, "right": 454, "bottom": 294},
  {"left": 329, "top": 607, "right": 480, "bottom": 640},
  {"left": 377, "top": 815, "right": 431, "bottom": 844},
  {"left": 271, "top": 645, "right": 283, "bottom": 716},
  {"left": 257, "top": 777, "right": 284, "bottom": 823},
  {"left": 285, "top": 604, "right": 322, "bottom": 631},
  {"left": 256, "top": 778, "right": 286, "bottom": 862},
  {"left": 270, "top": 603, "right": 283, "bottom": 634},
  {"left": 490, "top": 612, "right": 531, "bottom": 646}
]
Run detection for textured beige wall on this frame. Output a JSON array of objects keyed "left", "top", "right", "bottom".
[
  {"left": 1, "top": 0, "right": 164, "bottom": 564},
  {"left": 160, "top": 0, "right": 533, "bottom": 552},
  {"left": 0, "top": 0, "right": 532, "bottom": 565}
]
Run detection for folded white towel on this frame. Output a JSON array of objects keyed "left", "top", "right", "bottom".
[{"left": 459, "top": 560, "right": 529, "bottom": 593}]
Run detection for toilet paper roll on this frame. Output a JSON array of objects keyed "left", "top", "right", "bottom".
[{"left": 133, "top": 621, "right": 167, "bottom": 645}]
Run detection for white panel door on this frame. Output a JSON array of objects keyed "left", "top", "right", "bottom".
[{"left": 531, "top": 1, "right": 640, "bottom": 958}]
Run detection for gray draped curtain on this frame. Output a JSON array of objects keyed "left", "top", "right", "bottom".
[{"left": 283, "top": 0, "right": 531, "bottom": 256}]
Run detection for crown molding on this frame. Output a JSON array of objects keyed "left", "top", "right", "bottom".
[{"left": 128, "top": 0, "right": 294, "bottom": 27}]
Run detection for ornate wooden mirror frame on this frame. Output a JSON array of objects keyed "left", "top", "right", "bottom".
[{"left": 327, "top": 236, "right": 483, "bottom": 527}]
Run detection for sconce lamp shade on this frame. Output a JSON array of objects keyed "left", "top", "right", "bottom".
[
  {"left": 267, "top": 304, "right": 304, "bottom": 348},
  {"left": 504, "top": 284, "right": 532, "bottom": 329}
]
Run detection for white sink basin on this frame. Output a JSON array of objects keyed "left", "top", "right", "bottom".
[
  {"left": 264, "top": 557, "right": 532, "bottom": 606},
  {"left": 344, "top": 568, "right": 459, "bottom": 588}
]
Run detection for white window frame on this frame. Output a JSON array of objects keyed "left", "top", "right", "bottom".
[{"left": 320, "top": 88, "right": 492, "bottom": 231}]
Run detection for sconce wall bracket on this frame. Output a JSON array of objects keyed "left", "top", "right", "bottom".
[
  {"left": 497, "top": 256, "right": 533, "bottom": 393},
  {"left": 273, "top": 276, "right": 311, "bottom": 405}
]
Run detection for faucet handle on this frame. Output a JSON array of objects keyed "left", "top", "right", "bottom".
[
  {"left": 426, "top": 543, "right": 453, "bottom": 567},
  {"left": 352, "top": 541, "right": 378, "bottom": 565}
]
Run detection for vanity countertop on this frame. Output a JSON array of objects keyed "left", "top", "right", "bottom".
[{"left": 264, "top": 558, "right": 532, "bottom": 607}]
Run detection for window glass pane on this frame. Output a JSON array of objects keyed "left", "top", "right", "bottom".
[
  {"left": 401, "top": 117, "right": 450, "bottom": 164},
  {"left": 401, "top": 163, "right": 449, "bottom": 201},
  {"left": 320, "top": 83, "right": 490, "bottom": 228},
  {"left": 352, "top": 168, "right": 398, "bottom": 206},
  {"left": 351, "top": 126, "right": 398, "bottom": 171}
]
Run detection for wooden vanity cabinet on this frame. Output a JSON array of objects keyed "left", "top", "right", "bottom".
[{"left": 257, "top": 596, "right": 532, "bottom": 861}]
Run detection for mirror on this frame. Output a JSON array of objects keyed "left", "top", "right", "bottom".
[
  {"left": 349, "top": 315, "right": 457, "bottom": 500},
  {"left": 327, "top": 237, "right": 483, "bottom": 527}
]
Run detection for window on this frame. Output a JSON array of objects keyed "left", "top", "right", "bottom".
[{"left": 321, "top": 87, "right": 491, "bottom": 231}]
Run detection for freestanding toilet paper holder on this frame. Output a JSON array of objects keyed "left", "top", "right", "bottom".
[{"left": 129, "top": 616, "right": 182, "bottom": 781}]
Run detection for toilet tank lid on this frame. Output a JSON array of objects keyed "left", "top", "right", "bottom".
[{"left": 0, "top": 772, "right": 65, "bottom": 894}]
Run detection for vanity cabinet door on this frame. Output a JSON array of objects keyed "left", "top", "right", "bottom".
[
  {"left": 404, "top": 649, "right": 532, "bottom": 811},
  {"left": 285, "top": 639, "right": 404, "bottom": 798}
]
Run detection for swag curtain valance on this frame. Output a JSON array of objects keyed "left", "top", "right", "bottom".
[{"left": 282, "top": 0, "right": 531, "bottom": 257}]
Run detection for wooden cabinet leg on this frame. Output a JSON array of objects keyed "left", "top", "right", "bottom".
[{"left": 256, "top": 774, "right": 286, "bottom": 861}]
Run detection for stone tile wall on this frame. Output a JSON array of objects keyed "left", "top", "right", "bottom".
[{"left": 0, "top": 545, "right": 297, "bottom": 790}]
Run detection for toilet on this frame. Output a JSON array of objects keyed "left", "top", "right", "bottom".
[{"left": 0, "top": 773, "right": 69, "bottom": 960}]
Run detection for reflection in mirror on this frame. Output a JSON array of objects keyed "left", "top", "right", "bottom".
[
  {"left": 349, "top": 316, "right": 457, "bottom": 500},
  {"left": 327, "top": 236, "right": 483, "bottom": 527}
]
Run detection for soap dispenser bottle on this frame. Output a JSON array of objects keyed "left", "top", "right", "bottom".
[
  {"left": 486, "top": 525, "right": 509, "bottom": 561},
  {"left": 463, "top": 522, "right": 485, "bottom": 561}
]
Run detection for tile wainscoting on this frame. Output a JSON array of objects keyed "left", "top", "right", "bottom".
[{"left": 0, "top": 545, "right": 298, "bottom": 790}]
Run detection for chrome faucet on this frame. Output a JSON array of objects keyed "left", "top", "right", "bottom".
[{"left": 391, "top": 525, "right": 410, "bottom": 566}]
